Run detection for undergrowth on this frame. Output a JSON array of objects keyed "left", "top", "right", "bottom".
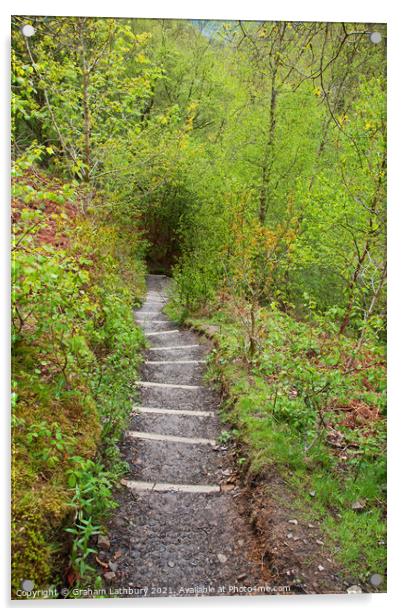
[
  {"left": 11, "top": 161, "right": 146, "bottom": 596},
  {"left": 165, "top": 297, "right": 387, "bottom": 587}
]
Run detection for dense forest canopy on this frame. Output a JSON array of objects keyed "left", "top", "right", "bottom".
[
  {"left": 11, "top": 16, "right": 386, "bottom": 595},
  {"left": 12, "top": 17, "right": 386, "bottom": 326}
]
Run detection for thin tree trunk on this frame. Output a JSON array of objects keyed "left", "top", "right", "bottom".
[
  {"left": 79, "top": 18, "right": 92, "bottom": 212},
  {"left": 82, "top": 67, "right": 91, "bottom": 183},
  {"left": 258, "top": 23, "right": 286, "bottom": 224},
  {"left": 259, "top": 74, "right": 278, "bottom": 223},
  {"left": 346, "top": 259, "right": 387, "bottom": 368},
  {"left": 339, "top": 240, "right": 369, "bottom": 335}
]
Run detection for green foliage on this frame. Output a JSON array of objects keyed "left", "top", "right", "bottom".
[
  {"left": 187, "top": 302, "right": 386, "bottom": 581},
  {"left": 11, "top": 159, "right": 145, "bottom": 595},
  {"left": 26, "top": 421, "right": 75, "bottom": 469},
  {"left": 11, "top": 16, "right": 387, "bottom": 593},
  {"left": 65, "top": 457, "right": 118, "bottom": 580}
]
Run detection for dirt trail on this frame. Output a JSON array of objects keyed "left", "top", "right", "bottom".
[{"left": 100, "top": 275, "right": 276, "bottom": 598}]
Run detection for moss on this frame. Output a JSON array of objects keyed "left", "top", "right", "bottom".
[{"left": 11, "top": 507, "right": 53, "bottom": 597}]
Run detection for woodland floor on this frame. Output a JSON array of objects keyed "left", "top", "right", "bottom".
[{"left": 97, "top": 275, "right": 349, "bottom": 598}]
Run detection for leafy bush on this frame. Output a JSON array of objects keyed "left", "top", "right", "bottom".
[{"left": 11, "top": 165, "right": 146, "bottom": 595}]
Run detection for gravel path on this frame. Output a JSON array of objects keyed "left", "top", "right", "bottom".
[{"left": 100, "top": 275, "right": 272, "bottom": 599}]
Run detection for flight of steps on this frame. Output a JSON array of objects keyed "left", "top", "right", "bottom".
[
  {"left": 123, "top": 274, "right": 222, "bottom": 495},
  {"left": 104, "top": 274, "right": 266, "bottom": 595}
]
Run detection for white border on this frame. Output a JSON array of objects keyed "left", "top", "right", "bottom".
[
  {"left": 2, "top": 0, "right": 391, "bottom": 21},
  {"left": 2, "top": 1, "right": 403, "bottom": 614}
]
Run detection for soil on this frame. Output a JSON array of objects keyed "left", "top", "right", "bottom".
[{"left": 241, "top": 478, "right": 348, "bottom": 594}]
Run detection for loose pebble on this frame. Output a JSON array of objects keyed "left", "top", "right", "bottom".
[
  {"left": 98, "top": 535, "right": 110, "bottom": 550},
  {"left": 347, "top": 585, "right": 362, "bottom": 594}
]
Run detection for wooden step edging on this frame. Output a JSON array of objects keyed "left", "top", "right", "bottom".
[
  {"left": 135, "top": 381, "right": 201, "bottom": 390},
  {"left": 145, "top": 330, "right": 179, "bottom": 337},
  {"left": 148, "top": 344, "right": 201, "bottom": 351},
  {"left": 126, "top": 430, "right": 216, "bottom": 446},
  {"left": 144, "top": 360, "right": 206, "bottom": 365},
  {"left": 121, "top": 479, "right": 220, "bottom": 494},
  {"left": 133, "top": 405, "right": 214, "bottom": 417}
]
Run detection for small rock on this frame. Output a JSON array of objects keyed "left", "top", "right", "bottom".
[
  {"left": 309, "top": 491, "right": 316, "bottom": 497},
  {"left": 347, "top": 585, "right": 362, "bottom": 594},
  {"left": 318, "top": 565, "right": 325, "bottom": 572},
  {"left": 98, "top": 535, "right": 110, "bottom": 550},
  {"left": 308, "top": 523, "right": 315, "bottom": 528},
  {"left": 108, "top": 561, "right": 118, "bottom": 572},
  {"left": 238, "top": 539, "right": 245, "bottom": 547},
  {"left": 288, "top": 519, "right": 298, "bottom": 525},
  {"left": 168, "top": 561, "right": 175, "bottom": 568},
  {"left": 351, "top": 500, "right": 366, "bottom": 512},
  {"left": 316, "top": 539, "right": 324, "bottom": 546},
  {"left": 104, "top": 571, "right": 116, "bottom": 581},
  {"left": 287, "top": 533, "right": 294, "bottom": 539},
  {"left": 217, "top": 553, "right": 228, "bottom": 564}
]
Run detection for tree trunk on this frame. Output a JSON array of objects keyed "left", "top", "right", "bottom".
[
  {"left": 79, "top": 18, "right": 92, "bottom": 212},
  {"left": 259, "top": 66, "right": 278, "bottom": 224},
  {"left": 82, "top": 67, "right": 91, "bottom": 183},
  {"left": 339, "top": 241, "right": 369, "bottom": 335}
]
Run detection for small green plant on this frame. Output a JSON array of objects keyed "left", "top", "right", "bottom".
[
  {"left": 26, "top": 421, "right": 75, "bottom": 469},
  {"left": 218, "top": 429, "right": 239, "bottom": 444},
  {"left": 65, "top": 456, "right": 118, "bottom": 579},
  {"left": 65, "top": 517, "right": 101, "bottom": 578}
]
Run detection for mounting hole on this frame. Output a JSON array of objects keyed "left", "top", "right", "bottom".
[
  {"left": 21, "top": 24, "right": 36, "bottom": 38},
  {"left": 370, "top": 31, "right": 382, "bottom": 44}
]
